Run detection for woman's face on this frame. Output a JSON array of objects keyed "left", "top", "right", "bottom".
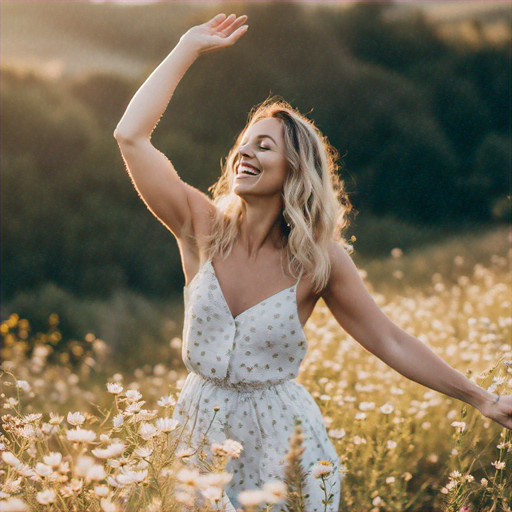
[{"left": 234, "top": 118, "right": 289, "bottom": 197}]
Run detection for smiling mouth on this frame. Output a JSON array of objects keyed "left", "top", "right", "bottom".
[
  {"left": 236, "top": 173, "right": 260, "bottom": 179},
  {"left": 237, "top": 162, "right": 262, "bottom": 177}
]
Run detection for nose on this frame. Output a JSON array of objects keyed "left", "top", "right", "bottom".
[{"left": 238, "top": 143, "right": 253, "bottom": 157}]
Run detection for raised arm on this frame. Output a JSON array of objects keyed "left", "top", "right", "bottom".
[
  {"left": 113, "top": 13, "right": 248, "bottom": 240},
  {"left": 322, "top": 241, "right": 511, "bottom": 430}
]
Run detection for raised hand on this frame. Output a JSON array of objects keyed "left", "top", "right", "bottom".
[{"left": 180, "top": 13, "right": 248, "bottom": 56}]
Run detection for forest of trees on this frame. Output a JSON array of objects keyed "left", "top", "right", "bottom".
[{"left": 2, "top": 0, "right": 510, "bottom": 305}]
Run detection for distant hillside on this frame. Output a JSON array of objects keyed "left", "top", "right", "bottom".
[
  {"left": 1, "top": 0, "right": 510, "bottom": 305},
  {"left": 409, "top": 0, "right": 511, "bottom": 23},
  {"left": 1, "top": 0, "right": 510, "bottom": 79}
]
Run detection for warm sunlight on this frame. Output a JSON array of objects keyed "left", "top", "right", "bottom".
[{"left": 2, "top": 2, "right": 510, "bottom": 511}]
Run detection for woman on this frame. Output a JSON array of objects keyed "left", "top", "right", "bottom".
[{"left": 114, "top": 13, "right": 511, "bottom": 512}]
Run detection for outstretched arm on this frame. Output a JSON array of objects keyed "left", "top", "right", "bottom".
[{"left": 322, "top": 242, "right": 511, "bottom": 430}]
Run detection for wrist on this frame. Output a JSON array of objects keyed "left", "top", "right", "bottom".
[
  {"left": 457, "top": 377, "right": 496, "bottom": 411},
  {"left": 176, "top": 36, "right": 202, "bottom": 58},
  {"left": 472, "top": 387, "right": 499, "bottom": 413}
]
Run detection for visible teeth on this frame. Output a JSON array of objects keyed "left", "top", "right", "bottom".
[{"left": 239, "top": 165, "right": 260, "bottom": 176}]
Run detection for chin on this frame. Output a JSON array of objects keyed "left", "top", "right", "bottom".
[{"left": 233, "top": 188, "right": 247, "bottom": 197}]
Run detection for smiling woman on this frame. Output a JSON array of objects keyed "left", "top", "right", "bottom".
[
  {"left": 204, "top": 104, "right": 354, "bottom": 294},
  {"left": 114, "top": 12, "right": 353, "bottom": 510},
  {"left": 113, "top": 9, "right": 511, "bottom": 512}
]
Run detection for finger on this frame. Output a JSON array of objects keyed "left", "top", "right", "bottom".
[
  {"left": 219, "top": 14, "right": 247, "bottom": 35},
  {"left": 225, "top": 15, "right": 248, "bottom": 35},
  {"left": 207, "top": 13, "right": 227, "bottom": 28},
  {"left": 216, "top": 13, "right": 237, "bottom": 32}
]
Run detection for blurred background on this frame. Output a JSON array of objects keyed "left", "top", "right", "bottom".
[{"left": 1, "top": 0, "right": 510, "bottom": 372}]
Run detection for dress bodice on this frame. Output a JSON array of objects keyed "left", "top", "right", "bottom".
[{"left": 182, "top": 259, "right": 308, "bottom": 388}]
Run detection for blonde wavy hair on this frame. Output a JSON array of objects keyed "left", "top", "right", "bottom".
[{"left": 203, "top": 96, "right": 356, "bottom": 294}]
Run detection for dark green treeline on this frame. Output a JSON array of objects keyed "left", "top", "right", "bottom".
[{"left": 2, "top": 0, "right": 510, "bottom": 304}]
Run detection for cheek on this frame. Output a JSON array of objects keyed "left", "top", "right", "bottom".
[
  {"left": 266, "top": 155, "right": 287, "bottom": 173},
  {"left": 277, "top": 159, "right": 289, "bottom": 180}
]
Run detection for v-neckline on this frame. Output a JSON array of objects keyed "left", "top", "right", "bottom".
[{"left": 208, "top": 260, "right": 301, "bottom": 322}]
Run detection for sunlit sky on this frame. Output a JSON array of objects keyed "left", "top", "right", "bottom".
[
  {"left": 87, "top": 0, "right": 510, "bottom": 21},
  {"left": 3, "top": 0, "right": 508, "bottom": 80}
]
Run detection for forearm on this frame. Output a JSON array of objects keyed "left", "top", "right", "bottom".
[
  {"left": 114, "top": 40, "right": 199, "bottom": 140},
  {"left": 377, "top": 327, "right": 497, "bottom": 411}
]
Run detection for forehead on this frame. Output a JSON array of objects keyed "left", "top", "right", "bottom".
[{"left": 242, "top": 118, "right": 283, "bottom": 142}]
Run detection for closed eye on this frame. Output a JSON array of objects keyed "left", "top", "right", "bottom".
[{"left": 259, "top": 145, "right": 270, "bottom": 150}]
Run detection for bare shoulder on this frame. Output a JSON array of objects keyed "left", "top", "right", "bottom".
[
  {"left": 321, "top": 240, "right": 358, "bottom": 300},
  {"left": 320, "top": 240, "right": 399, "bottom": 353}
]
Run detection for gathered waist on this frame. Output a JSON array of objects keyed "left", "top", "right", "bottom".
[{"left": 191, "top": 371, "right": 291, "bottom": 392}]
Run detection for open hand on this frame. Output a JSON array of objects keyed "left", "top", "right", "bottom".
[
  {"left": 180, "top": 13, "right": 248, "bottom": 56},
  {"left": 480, "top": 394, "right": 512, "bottom": 430}
]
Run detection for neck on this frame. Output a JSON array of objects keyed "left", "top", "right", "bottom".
[{"left": 237, "top": 205, "right": 287, "bottom": 261}]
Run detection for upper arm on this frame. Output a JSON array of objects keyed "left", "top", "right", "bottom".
[
  {"left": 321, "top": 242, "right": 399, "bottom": 354},
  {"left": 114, "top": 135, "right": 216, "bottom": 243}
]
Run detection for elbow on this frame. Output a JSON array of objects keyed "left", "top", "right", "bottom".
[
  {"left": 361, "top": 327, "right": 401, "bottom": 361},
  {"left": 113, "top": 127, "right": 131, "bottom": 142},
  {"left": 113, "top": 126, "right": 125, "bottom": 141},
  {"left": 114, "top": 131, "right": 136, "bottom": 146},
  {"left": 113, "top": 128, "right": 149, "bottom": 145},
  {"left": 113, "top": 121, "right": 134, "bottom": 141}
]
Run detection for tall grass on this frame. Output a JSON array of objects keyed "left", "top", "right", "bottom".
[{"left": 1, "top": 227, "right": 510, "bottom": 511}]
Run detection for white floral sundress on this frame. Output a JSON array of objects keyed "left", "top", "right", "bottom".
[{"left": 172, "top": 257, "right": 343, "bottom": 511}]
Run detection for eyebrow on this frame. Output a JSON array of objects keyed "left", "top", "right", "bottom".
[{"left": 241, "top": 134, "right": 277, "bottom": 146}]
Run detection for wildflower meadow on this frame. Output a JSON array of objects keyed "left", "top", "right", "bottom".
[{"left": 1, "top": 228, "right": 511, "bottom": 512}]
